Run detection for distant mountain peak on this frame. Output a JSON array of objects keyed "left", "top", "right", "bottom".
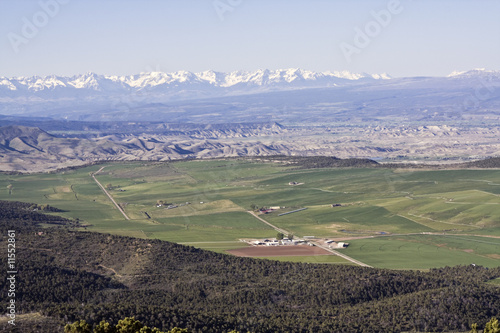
[{"left": 447, "top": 68, "right": 500, "bottom": 78}]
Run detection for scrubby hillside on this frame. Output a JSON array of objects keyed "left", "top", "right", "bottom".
[
  {"left": 461, "top": 157, "right": 500, "bottom": 168},
  {"left": 1, "top": 200, "right": 499, "bottom": 332}
]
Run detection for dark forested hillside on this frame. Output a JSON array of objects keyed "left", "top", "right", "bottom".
[
  {"left": 461, "top": 157, "right": 500, "bottom": 168},
  {"left": 251, "top": 155, "right": 380, "bottom": 169},
  {"left": 1, "top": 200, "right": 499, "bottom": 332},
  {"left": 0, "top": 200, "right": 74, "bottom": 227}
]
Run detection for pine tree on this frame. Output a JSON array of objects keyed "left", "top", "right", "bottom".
[{"left": 64, "top": 320, "right": 92, "bottom": 333}]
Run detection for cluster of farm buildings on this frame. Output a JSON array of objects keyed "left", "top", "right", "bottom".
[
  {"left": 254, "top": 203, "right": 349, "bottom": 248},
  {"left": 248, "top": 238, "right": 349, "bottom": 249},
  {"left": 258, "top": 206, "right": 283, "bottom": 214},
  {"left": 251, "top": 238, "right": 307, "bottom": 246}
]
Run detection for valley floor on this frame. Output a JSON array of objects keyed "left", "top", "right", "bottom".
[{"left": 1, "top": 159, "right": 499, "bottom": 269}]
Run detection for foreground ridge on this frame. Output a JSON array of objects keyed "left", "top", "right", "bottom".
[{"left": 1, "top": 199, "right": 499, "bottom": 332}]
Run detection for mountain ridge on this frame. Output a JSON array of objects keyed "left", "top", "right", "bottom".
[
  {"left": 4, "top": 68, "right": 499, "bottom": 94},
  {"left": 1, "top": 68, "right": 499, "bottom": 124},
  {"left": 0, "top": 124, "right": 296, "bottom": 172},
  {"left": 1, "top": 68, "right": 392, "bottom": 92},
  {"left": 2, "top": 123, "right": 500, "bottom": 173}
]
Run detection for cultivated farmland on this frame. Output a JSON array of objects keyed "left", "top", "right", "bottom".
[{"left": 1, "top": 159, "right": 499, "bottom": 269}]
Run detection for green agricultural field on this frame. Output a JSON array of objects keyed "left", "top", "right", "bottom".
[
  {"left": 1, "top": 160, "right": 499, "bottom": 268},
  {"left": 264, "top": 204, "right": 432, "bottom": 237},
  {"left": 342, "top": 234, "right": 500, "bottom": 269},
  {"left": 148, "top": 211, "right": 276, "bottom": 242}
]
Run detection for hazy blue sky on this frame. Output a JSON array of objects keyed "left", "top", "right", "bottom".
[{"left": 1, "top": 0, "right": 499, "bottom": 78}]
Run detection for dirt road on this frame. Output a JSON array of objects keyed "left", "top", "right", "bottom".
[
  {"left": 247, "top": 211, "right": 290, "bottom": 235},
  {"left": 91, "top": 167, "right": 130, "bottom": 220},
  {"left": 247, "top": 210, "right": 372, "bottom": 267}
]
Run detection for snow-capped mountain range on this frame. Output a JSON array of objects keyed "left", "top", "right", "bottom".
[
  {"left": 0, "top": 68, "right": 391, "bottom": 94},
  {"left": 0, "top": 68, "right": 499, "bottom": 123},
  {"left": 447, "top": 68, "right": 500, "bottom": 79}
]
